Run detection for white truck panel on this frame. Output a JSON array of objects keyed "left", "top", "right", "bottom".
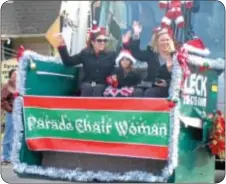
[{"left": 217, "top": 72, "right": 225, "bottom": 113}]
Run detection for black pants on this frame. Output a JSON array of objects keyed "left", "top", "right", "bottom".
[
  {"left": 81, "top": 83, "right": 106, "bottom": 97},
  {"left": 133, "top": 87, "right": 169, "bottom": 98}
]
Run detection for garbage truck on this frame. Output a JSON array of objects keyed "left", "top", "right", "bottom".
[{"left": 12, "top": 0, "right": 225, "bottom": 183}]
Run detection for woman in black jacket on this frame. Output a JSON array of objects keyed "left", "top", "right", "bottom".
[
  {"left": 123, "top": 21, "right": 176, "bottom": 97},
  {"left": 57, "top": 23, "right": 117, "bottom": 97}
]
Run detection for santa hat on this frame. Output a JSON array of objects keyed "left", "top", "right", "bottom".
[
  {"left": 153, "top": 26, "right": 174, "bottom": 38},
  {"left": 115, "top": 50, "right": 136, "bottom": 66},
  {"left": 89, "top": 20, "right": 108, "bottom": 39},
  {"left": 90, "top": 20, "right": 100, "bottom": 33},
  {"left": 183, "top": 37, "right": 210, "bottom": 56}
]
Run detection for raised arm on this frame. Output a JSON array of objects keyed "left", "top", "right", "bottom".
[
  {"left": 56, "top": 34, "right": 83, "bottom": 67},
  {"left": 122, "top": 22, "right": 149, "bottom": 61},
  {"left": 128, "top": 38, "right": 149, "bottom": 61}
]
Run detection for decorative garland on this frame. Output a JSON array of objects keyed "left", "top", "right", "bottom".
[
  {"left": 11, "top": 18, "right": 225, "bottom": 182},
  {"left": 11, "top": 50, "right": 182, "bottom": 182},
  {"left": 208, "top": 111, "right": 225, "bottom": 160},
  {"left": 160, "top": 0, "right": 194, "bottom": 28},
  {"left": 194, "top": 108, "right": 225, "bottom": 160},
  {"left": 187, "top": 55, "right": 225, "bottom": 70}
]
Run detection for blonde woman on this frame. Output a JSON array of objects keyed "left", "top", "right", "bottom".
[{"left": 122, "top": 21, "right": 176, "bottom": 97}]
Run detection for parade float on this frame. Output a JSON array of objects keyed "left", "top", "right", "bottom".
[{"left": 11, "top": 0, "right": 225, "bottom": 183}]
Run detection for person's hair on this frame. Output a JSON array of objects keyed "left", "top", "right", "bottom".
[
  {"left": 86, "top": 32, "right": 97, "bottom": 48},
  {"left": 86, "top": 32, "right": 106, "bottom": 48},
  {"left": 150, "top": 30, "right": 176, "bottom": 53},
  {"left": 8, "top": 69, "right": 16, "bottom": 79}
]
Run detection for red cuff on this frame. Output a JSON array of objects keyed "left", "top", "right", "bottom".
[
  {"left": 106, "top": 76, "right": 113, "bottom": 85},
  {"left": 106, "top": 76, "right": 118, "bottom": 88},
  {"left": 112, "top": 80, "right": 119, "bottom": 88}
]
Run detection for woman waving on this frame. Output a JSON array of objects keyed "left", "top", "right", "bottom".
[
  {"left": 123, "top": 21, "right": 176, "bottom": 97},
  {"left": 57, "top": 22, "right": 116, "bottom": 97}
]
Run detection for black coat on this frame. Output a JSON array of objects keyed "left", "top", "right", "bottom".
[
  {"left": 58, "top": 46, "right": 117, "bottom": 84},
  {"left": 155, "top": 64, "right": 172, "bottom": 86},
  {"left": 127, "top": 39, "right": 172, "bottom": 85},
  {"left": 112, "top": 67, "right": 141, "bottom": 88}
]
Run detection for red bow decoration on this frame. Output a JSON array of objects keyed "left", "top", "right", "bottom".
[
  {"left": 167, "top": 98, "right": 178, "bottom": 108},
  {"left": 16, "top": 45, "right": 25, "bottom": 61},
  {"left": 106, "top": 76, "right": 119, "bottom": 88},
  {"left": 168, "top": 101, "right": 176, "bottom": 108},
  {"left": 177, "top": 47, "right": 191, "bottom": 89},
  {"left": 209, "top": 112, "right": 225, "bottom": 160},
  {"left": 160, "top": 0, "right": 193, "bottom": 28},
  {"left": 199, "top": 62, "right": 210, "bottom": 73}
]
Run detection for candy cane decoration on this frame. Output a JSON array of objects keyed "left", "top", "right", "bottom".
[
  {"left": 176, "top": 47, "right": 191, "bottom": 89},
  {"left": 160, "top": 0, "right": 193, "bottom": 28},
  {"left": 159, "top": 1, "right": 169, "bottom": 9},
  {"left": 159, "top": 0, "right": 194, "bottom": 9}
]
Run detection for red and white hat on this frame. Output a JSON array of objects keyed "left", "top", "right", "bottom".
[
  {"left": 115, "top": 50, "right": 136, "bottom": 66},
  {"left": 89, "top": 20, "right": 107, "bottom": 37},
  {"left": 183, "top": 37, "right": 210, "bottom": 56},
  {"left": 90, "top": 20, "right": 100, "bottom": 33}
]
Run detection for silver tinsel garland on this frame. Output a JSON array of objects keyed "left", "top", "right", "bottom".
[
  {"left": 11, "top": 50, "right": 183, "bottom": 182},
  {"left": 188, "top": 55, "right": 225, "bottom": 70}
]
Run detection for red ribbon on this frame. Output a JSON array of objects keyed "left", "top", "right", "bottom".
[
  {"left": 168, "top": 101, "right": 176, "bottom": 108},
  {"left": 177, "top": 47, "right": 191, "bottom": 89}
]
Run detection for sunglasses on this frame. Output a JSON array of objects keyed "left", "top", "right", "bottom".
[{"left": 96, "top": 39, "right": 108, "bottom": 43}]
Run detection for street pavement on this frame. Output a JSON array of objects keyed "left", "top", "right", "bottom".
[{"left": 0, "top": 164, "right": 225, "bottom": 183}]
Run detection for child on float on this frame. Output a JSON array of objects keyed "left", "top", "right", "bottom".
[{"left": 103, "top": 50, "right": 141, "bottom": 97}]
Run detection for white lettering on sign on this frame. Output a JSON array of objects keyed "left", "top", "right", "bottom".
[
  {"left": 27, "top": 114, "right": 74, "bottom": 132},
  {"left": 27, "top": 116, "right": 36, "bottom": 131},
  {"left": 183, "top": 74, "right": 207, "bottom": 107},
  {"left": 184, "top": 74, "right": 207, "bottom": 97},
  {"left": 26, "top": 114, "right": 168, "bottom": 137},
  {"left": 114, "top": 121, "right": 167, "bottom": 137},
  {"left": 75, "top": 117, "right": 113, "bottom": 134}
]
